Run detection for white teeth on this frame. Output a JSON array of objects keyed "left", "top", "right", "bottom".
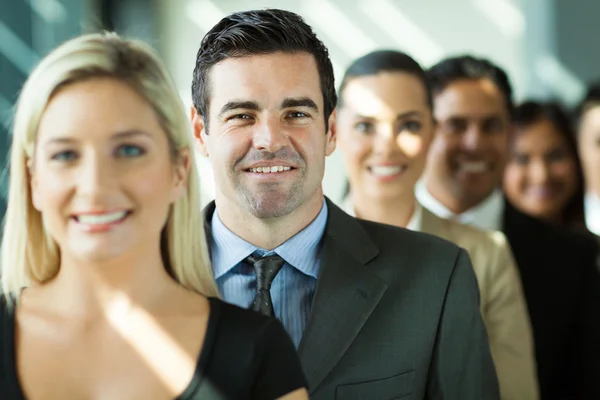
[
  {"left": 459, "top": 162, "right": 488, "bottom": 173},
  {"left": 371, "top": 166, "right": 404, "bottom": 177},
  {"left": 76, "top": 211, "right": 127, "bottom": 225},
  {"left": 249, "top": 166, "right": 292, "bottom": 173}
]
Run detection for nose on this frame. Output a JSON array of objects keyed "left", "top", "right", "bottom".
[
  {"left": 76, "top": 152, "right": 116, "bottom": 198},
  {"left": 373, "top": 125, "right": 396, "bottom": 156},
  {"left": 252, "top": 115, "right": 288, "bottom": 153},
  {"left": 529, "top": 159, "right": 550, "bottom": 184},
  {"left": 462, "top": 124, "right": 484, "bottom": 150}
]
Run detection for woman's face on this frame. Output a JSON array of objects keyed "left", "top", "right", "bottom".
[
  {"left": 503, "top": 118, "right": 577, "bottom": 222},
  {"left": 336, "top": 72, "right": 434, "bottom": 201},
  {"left": 578, "top": 106, "right": 600, "bottom": 198},
  {"left": 30, "top": 77, "right": 188, "bottom": 264}
]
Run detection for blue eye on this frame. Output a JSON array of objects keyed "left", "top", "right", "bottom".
[
  {"left": 355, "top": 122, "right": 374, "bottom": 134},
  {"left": 51, "top": 150, "right": 77, "bottom": 162},
  {"left": 117, "top": 144, "right": 145, "bottom": 157}
]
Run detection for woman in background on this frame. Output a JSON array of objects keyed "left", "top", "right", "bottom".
[
  {"left": 0, "top": 32, "right": 307, "bottom": 400},
  {"left": 503, "top": 101, "right": 588, "bottom": 231},
  {"left": 335, "top": 50, "right": 538, "bottom": 400}
]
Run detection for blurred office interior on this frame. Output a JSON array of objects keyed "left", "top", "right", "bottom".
[{"left": 1, "top": 0, "right": 600, "bottom": 209}]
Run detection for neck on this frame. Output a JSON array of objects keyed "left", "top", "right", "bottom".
[
  {"left": 45, "top": 244, "right": 178, "bottom": 317},
  {"left": 544, "top": 212, "right": 563, "bottom": 226},
  {"left": 425, "top": 180, "right": 493, "bottom": 215},
  {"left": 215, "top": 190, "right": 325, "bottom": 250},
  {"left": 351, "top": 190, "right": 415, "bottom": 228}
]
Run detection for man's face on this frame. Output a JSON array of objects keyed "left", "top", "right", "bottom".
[
  {"left": 424, "top": 78, "right": 511, "bottom": 212},
  {"left": 192, "top": 52, "right": 336, "bottom": 219}
]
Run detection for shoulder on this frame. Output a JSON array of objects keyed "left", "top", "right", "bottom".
[
  {"left": 439, "top": 216, "right": 511, "bottom": 259},
  {"left": 208, "top": 298, "right": 276, "bottom": 335},
  {"left": 200, "top": 299, "right": 306, "bottom": 398},
  {"left": 534, "top": 218, "right": 598, "bottom": 260},
  {"left": 356, "top": 217, "right": 465, "bottom": 259},
  {"left": 326, "top": 199, "right": 471, "bottom": 282},
  {"left": 560, "top": 227, "right": 599, "bottom": 251},
  {"left": 327, "top": 196, "right": 460, "bottom": 253},
  {"left": 204, "top": 298, "right": 297, "bottom": 372},
  {"left": 352, "top": 218, "right": 472, "bottom": 288},
  {"left": 207, "top": 298, "right": 296, "bottom": 353},
  {"left": 0, "top": 293, "right": 14, "bottom": 319}
]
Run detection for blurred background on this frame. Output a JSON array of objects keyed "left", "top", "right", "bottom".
[{"left": 1, "top": 0, "right": 599, "bottom": 208}]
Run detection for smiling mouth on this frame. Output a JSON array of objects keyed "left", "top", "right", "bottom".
[
  {"left": 526, "top": 186, "right": 558, "bottom": 198},
  {"left": 456, "top": 161, "right": 490, "bottom": 173},
  {"left": 247, "top": 166, "right": 294, "bottom": 174},
  {"left": 72, "top": 210, "right": 132, "bottom": 225},
  {"left": 368, "top": 165, "right": 407, "bottom": 177}
]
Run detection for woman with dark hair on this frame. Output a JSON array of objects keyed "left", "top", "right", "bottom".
[
  {"left": 335, "top": 50, "right": 538, "bottom": 400},
  {"left": 503, "top": 100, "right": 587, "bottom": 230}
]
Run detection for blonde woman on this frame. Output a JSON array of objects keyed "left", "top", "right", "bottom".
[{"left": 0, "top": 33, "right": 307, "bottom": 400}]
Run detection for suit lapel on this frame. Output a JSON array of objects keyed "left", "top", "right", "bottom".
[
  {"left": 203, "top": 199, "right": 387, "bottom": 391},
  {"left": 298, "top": 199, "right": 387, "bottom": 392}
]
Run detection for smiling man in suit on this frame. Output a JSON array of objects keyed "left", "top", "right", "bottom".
[
  {"left": 190, "top": 9, "right": 500, "bottom": 399},
  {"left": 418, "top": 55, "right": 600, "bottom": 400}
]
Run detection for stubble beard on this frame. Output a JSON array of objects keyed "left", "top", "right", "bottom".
[{"left": 235, "top": 172, "right": 307, "bottom": 219}]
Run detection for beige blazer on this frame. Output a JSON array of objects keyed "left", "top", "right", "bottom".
[{"left": 418, "top": 206, "right": 539, "bottom": 400}]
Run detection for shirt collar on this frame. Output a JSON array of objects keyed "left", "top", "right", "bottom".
[
  {"left": 585, "top": 193, "right": 600, "bottom": 236},
  {"left": 210, "top": 199, "right": 328, "bottom": 279},
  {"left": 415, "top": 180, "right": 504, "bottom": 231},
  {"left": 340, "top": 195, "right": 422, "bottom": 230}
]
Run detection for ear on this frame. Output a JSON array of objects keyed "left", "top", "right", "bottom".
[
  {"left": 190, "top": 106, "right": 209, "bottom": 157},
  {"left": 325, "top": 107, "right": 337, "bottom": 157},
  {"left": 171, "top": 148, "right": 191, "bottom": 202},
  {"left": 28, "top": 159, "right": 42, "bottom": 211}
]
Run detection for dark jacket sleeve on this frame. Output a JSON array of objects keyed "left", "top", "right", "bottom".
[
  {"left": 426, "top": 249, "right": 501, "bottom": 399},
  {"left": 251, "top": 318, "right": 307, "bottom": 400},
  {"left": 577, "top": 239, "right": 600, "bottom": 399}
]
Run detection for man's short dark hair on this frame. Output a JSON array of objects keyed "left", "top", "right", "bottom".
[
  {"left": 427, "top": 55, "right": 514, "bottom": 116},
  {"left": 191, "top": 9, "right": 336, "bottom": 131},
  {"left": 337, "top": 50, "right": 433, "bottom": 110}
]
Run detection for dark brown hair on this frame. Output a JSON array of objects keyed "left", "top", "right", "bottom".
[
  {"left": 427, "top": 55, "right": 514, "bottom": 117},
  {"left": 191, "top": 9, "right": 336, "bottom": 132},
  {"left": 513, "top": 100, "right": 586, "bottom": 229}
]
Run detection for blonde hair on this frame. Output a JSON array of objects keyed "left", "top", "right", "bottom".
[{"left": 1, "top": 32, "right": 219, "bottom": 301}]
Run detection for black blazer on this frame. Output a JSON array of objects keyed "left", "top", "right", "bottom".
[
  {"left": 502, "top": 199, "right": 600, "bottom": 400},
  {"left": 205, "top": 199, "right": 500, "bottom": 399}
]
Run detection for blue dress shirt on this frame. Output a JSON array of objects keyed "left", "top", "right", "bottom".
[{"left": 210, "top": 200, "right": 328, "bottom": 348}]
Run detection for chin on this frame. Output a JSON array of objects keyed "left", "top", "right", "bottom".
[
  {"left": 67, "top": 240, "right": 131, "bottom": 264},
  {"left": 373, "top": 186, "right": 410, "bottom": 200},
  {"left": 239, "top": 186, "right": 305, "bottom": 218},
  {"left": 247, "top": 197, "right": 300, "bottom": 219}
]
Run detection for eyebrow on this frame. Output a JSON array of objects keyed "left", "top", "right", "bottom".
[
  {"left": 217, "top": 97, "right": 320, "bottom": 119},
  {"left": 395, "top": 110, "right": 424, "bottom": 120},
  {"left": 218, "top": 101, "right": 261, "bottom": 119},
  {"left": 446, "top": 113, "right": 503, "bottom": 120},
  {"left": 43, "top": 130, "right": 152, "bottom": 148},
  {"left": 281, "top": 97, "right": 319, "bottom": 112},
  {"left": 353, "top": 110, "right": 425, "bottom": 120}
]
